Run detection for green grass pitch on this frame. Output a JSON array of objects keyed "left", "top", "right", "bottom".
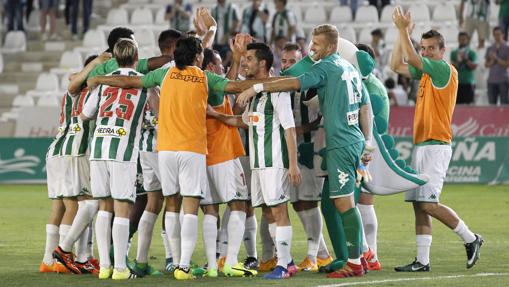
[{"left": 0, "top": 184, "right": 508, "bottom": 287}]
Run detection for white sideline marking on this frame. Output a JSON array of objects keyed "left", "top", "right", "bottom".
[{"left": 315, "top": 273, "right": 509, "bottom": 287}]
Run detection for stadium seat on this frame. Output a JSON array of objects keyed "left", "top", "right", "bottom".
[
  {"left": 337, "top": 26, "right": 357, "bottom": 43},
  {"left": 50, "top": 50, "right": 84, "bottom": 75},
  {"left": 432, "top": 3, "right": 457, "bottom": 25},
  {"left": 384, "top": 28, "right": 399, "bottom": 47},
  {"left": 358, "top": 27, "right": 373, "bottom": 44},
  {"left": 408, "top": 3, "right": 430, "bottom": 25},
  {"left": 127, "top": 0, "right": 150, "bottom": 4},
  {"left": 60, "top": 73, "right": 70, "bottom": 93},
  {"left": 138, "top": 46, "right": 158, "bottom": 59},
  {"left": 440, "top": 26, "right": 459, "bottom": 46},
  {"left": 380, "top": 4, "right": 395, "bottom": 26},
  {"left": 1, "top": 95, "right": 35, "bottom": 121},
  {"left": 329, "top": 6, "right": 353, "bottom": 25},
  {"left": 354, "top": 5, "right": 379, "bottom": 27},
  {"left": 0, "top": 53, "right": 3, "bottom": 74},
  {"left": 25, "top": 10, "right": 41, "bottom": 32},
  {"left": 131, "top": 7, "right": 154, "bottom": 26},
  {"left": 134, "top": 29, "right": 157, "bottom": 48},
  {"left": 155, "top": 8, "right": 168, "bottom": 25},
  {"left": 106, "top": 8, "right": 129, "bottom": 26},
  {"left": 26, "top": 73, "right": 60, "bottom": 97},
  {"left": 37, "top": 95, "right": 59, "bottom": 107},
  {"left": 1, "top": 31, "right": 27, "bottom": 54},
  {"left": 75, "top": 29, "right": 107, "bottom": 55},
  {"left": 490, "top": 4, "right": 500, "bottom": 26},
  {"left": 291, "top": 6, "right": 303, "bottom": 23},
  {"left": 303, "top": 6, "right": 327, "bottom": 24}
]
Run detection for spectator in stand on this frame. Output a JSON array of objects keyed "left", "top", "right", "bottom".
[
  {"left": 241, "top": 0, "right": 269, "bottom": 43},
  {"left": 451, "top": 32, "right": 478, "bottom": 104},
  {"left": 270, "top": 0, "right": 297, "bottom": 44},
  {"left": 340, "top": 0, "right": 359, "bottom": 18},
  {"left": 296, "top": 36, "right": 308, "bottom": 57},
  {"left": 6, "top": 0, "right": 24, "bottom": 31},
  {"left": 211, "top": 0, "right": 240, "bottom": 53},
  {"left": 369, "top": 0, "right": 391, "bottom": 17},
  {"left": 485, "top": 26, "right": 509, "bottom": 105},
  {"left": 497, "top": 0, "right": 509, "bottom": 40},
  {"left": 40, "top": 0, "right": 60, "bottom": 40},
  {"left": 385, "top": 77, "right": 408, "bottom": 106},
  {"left": 70, "top": 0, "right": 93, "bottom": 40},
  {"left": 26, "top": 0, "right": 34, "bottom": 22},
  {"left": 371, "top": 28, "right": 387, "bottom": 68},
  {"left": 272, "top": 35, "right": 288, "bottom": 75},
  {"left": 165, "top": 0, "right": 193, "bottom": 32},
  {"left": 459, "top": 0, "right": 490, "bottom": 49}
]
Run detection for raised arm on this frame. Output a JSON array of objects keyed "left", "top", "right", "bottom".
[
  {"left": 195, "top": 7, "right": 218, "bottom": 49},
  {"left": 234, "top": 77, "right": 301, "bottom": 106},
  {"left": 394, "top": 6, "right": 422, "bottom": 71},
  {"left": 226, "top": 33, "right": 250, "bottom": 80},
  {"left": 390, "top": 8, "right": 412, "bottom": 77},
  {"left": 87, "top": 76, "right": 143, "bottom": 91},
  {"left": 68, "top": 53, "right": 111, "bottom": 95}
]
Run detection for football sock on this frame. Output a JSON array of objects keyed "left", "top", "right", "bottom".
[
  {"left": 43, "top": 224, "right": 59, "bottom": 265},
  {"left": 340, "top": 207, "right": 362, "bottom": 260},
  {"left": 260, "top": 216, "right": 275, "bottom": 261},
  {"left": 161, "top": 230, "right": 172, "bottom": 259},
  {"left": 243, "top": 214, "right": 257, "bottom": 259},
  {"left": 275, "top": 226, "right": 293, "bottom": 267},
  {"left": 218, "top": 207, "right": 230, "bottom": 258},
  {"left": 453, "top": 220, "right": 476, "bottom": 244},
  {"left": 321, "top": 179, "right": 348, "bottom": 261},
  {"left": 180, "top": 214, "right": 198, "bottom": 269},
  {"left": 226, "top": 210, "right": 246, "bottom": 266},
  {"left": 165, "top": 212, "right": 181, "bottom": 266},
  {"left": 112, "top": 217, "right": 130, "bottom": 271},
  {"left": 202, "top": 214, "right": 218, "bottom": 270},
  {"left": 358, "top": 203, "right": 378, "bottom": 259},
  {"left": 136, "top": 211, "right": 157, "bottom": 263},
  {"left": 96, "top": 211, "right": 113, "bottom": 268},
  {"left": 58, "top": 224, "right": 71, "bottom": 246},
  {"left": 416, "top": 234, "right": 432, "bottom": 265}
]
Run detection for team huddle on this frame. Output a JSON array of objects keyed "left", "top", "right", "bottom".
[{"left": 39, "top": 6, "right": 483, "bottom": 282}]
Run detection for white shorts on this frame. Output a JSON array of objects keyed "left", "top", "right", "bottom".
[
  {"left": 90, "top": 160, "right": 137, "bottom": 202},
  {"left": 290, "top": 163, "right": 323, "bottom": 203},
  {"left": 62, "top": 156, "right": 91, "bottom": 197},
  {"left": 46, "top": 156, "right": 65, "bottom": 199},
  {"left": 251, "top": 167, "right": 291, "bottom": 207},
  {"left": 405, "top": 145, "right": 452, "bottom": 203},
  {"left": 201, "top": 158, "right": 249, "bottom": 205},
  {"left": 140, "top": 151, "right": 162, "bottom": 192},
  {"left": 158, "top": 151, "right": 206, "bottom": 198},
  {"left": 239, "top": 156, "right": 252, "bottom": 196}
]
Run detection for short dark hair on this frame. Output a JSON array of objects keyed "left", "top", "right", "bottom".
[
  {"left": 384, "top": 78, "right": 395, "bottom": 89},
  {"left": 276, "top": 0, "right": 287, "bottom": 6},
  {"left": 458, "top": 31, "right": 469, "bottom": 38},
  {"left": 107, "top": 27, "right": 134, "bottom": 53},
  {"left": 371, "top": 28, "right": 383, "bottom": 37},
  {"left": 493, "top": 26, "right": 502, "bottom": 33},
  {"left": 174, "top": 36, "right": 203, "bottom": 70},
  {"left": 283, "top": 43, "right": 300, "bottom": 53},
  {"left": 158, "top": 29, "right": 183, "bottom": 52},
  {"left": 202, "top": 48, "right": 220, "bottom": 70},
  {"left": 421, "top": 29, "right": 445, "bottom": 49},
  {"left": 355, "top": 43, "right": 375, "bottom": 60},
  {"left": 82, "top": 55, "right": 98, "bottom": 89},
  {"left": 247, "top": 42, "right": 273, "bottom": 71}
]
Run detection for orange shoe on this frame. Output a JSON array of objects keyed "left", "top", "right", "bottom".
[
  {"left": 367, "top": 260, "right": 382, "bottom": 271},
  {"left": 89, "top": 258, "right": 100, "bottom": 270},
  {"left": 75, "top": 259, "right": 99, "bottom": 274},
  {"left": 39, "top": 262, "right": 55, "bottom": 273},
  {"left": 53, "top": 246, "right": 81, "bottom": 274},
  {"left": 259, "top": 257, "right": 277, "bottom": 272},
  {"left": 326, "top": 262, "right": 364, "bottom": 278},
  {"left": 363, "top": 248, "right": 376, "bottom": 262},
  {"left": 217, "top": 256, "right": 226, "bottom": 271},
  {"left": 317, "top": 255, "right": 333, "bottom": 268},
  {"left": 297, "top": 257, "right": 318, "bottom": 272},
  {"left": 53, "top": 262, "right": 71, "bottom": 273}
]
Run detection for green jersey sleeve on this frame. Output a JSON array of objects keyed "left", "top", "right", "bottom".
[
  {"left": 360, "top": 84, "right": 370, "bottom": 106},
  {"left": 136, "top": 58, "right": 149, "bottom": 74},
  {"left": 206, "top": 71, "right": 228, "bottom": 95},
  {"left": 141, "top": 68, "right": 168, "bottom": 88},
  {"left": 297, "top": 63, "right": 327, "bottom": 92},
  {"left": 408, "top": 64, "right": 423, "bottom": 80},
  {"left": 410, "top": 57, "right": 451, "bottom": 88},
  {"left": 88, "top": 58, "right": 150, "bottom": 79}
]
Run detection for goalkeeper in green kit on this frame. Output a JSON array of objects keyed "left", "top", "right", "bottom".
[{"left": 237, "top": 24, "right": 373, "bottom": 278}]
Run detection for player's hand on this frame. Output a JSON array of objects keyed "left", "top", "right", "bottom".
[
  {"left": 392, "top": 6, "right": 411, "bottom": 30},
  {"left": 96, "top": 52, "right": 112, "bottom": 64},
  {"left": 200, "top": 8, "right": 217, "bottom": 30},
  {"left": 288, "top": 163, "right": 302, "bottom": 187},
  {"left": 87, "top": 78, "right": 98, "bottom": 91},
  {"left": 206, "top": 104, "right": 218, "bottom": 118},
  {"left": 361, "top": 144, "right": 376, "bottom": 165},
  {"left": 356, "top": 163, "right": 372, "bottom": 187},
  {"left": 230, "top": 33, "right": 251, "bottom": 61},
  {"left": 193, "top": 9, "right": 207, "bottom": 36},
  {"left": 236, "top": 87, "right": 257, "bottom": 107}
]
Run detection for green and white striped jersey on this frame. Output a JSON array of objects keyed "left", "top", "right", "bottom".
[
  {"left": 242, "top": 91, "right": 295, "bottom": 170},
  {"left": 47, "top": 93, "right": 72, "bottom": 159},
  {"left": 139, "top": 89, "right": 158, "bottom": 152},
  {"left": 82, "top": 68, "right": 149, "bottom": 163},
  {"left": 61, "top": 88, "right": 92, "bottom": 157}
]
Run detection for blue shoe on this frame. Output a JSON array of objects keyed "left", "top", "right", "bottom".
[
  {"left": 165, "top": 257, "right": 174, "bottom": 272},
  {"left": 263, "top": 265, "right": 290, "bottom": 279}
]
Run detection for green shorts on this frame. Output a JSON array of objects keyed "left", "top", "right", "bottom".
[{"left": 326, "top": 141, "right": 363, "bottom": 198}]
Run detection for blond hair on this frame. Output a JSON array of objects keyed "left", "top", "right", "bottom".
[
  {"left": 113, "top": 38, "right": 138, "bottom": 67},
  {"left": 312, "top": 24, "right": 339, "bottom": 46}
]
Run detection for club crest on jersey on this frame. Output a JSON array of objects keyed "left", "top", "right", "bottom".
[
  {"left": 95, "top": 125, "right": 128, "bottom": 137},
  {"left": 248, "top": 112, "right": 262, "bottom": 126}
]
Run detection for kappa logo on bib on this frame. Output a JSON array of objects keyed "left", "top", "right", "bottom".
[
  {"left": 248, "top": 112, "right": 263, "bottom": 126},
  {"left": 95, "top": 125, "right": 128, "bottom": 137}
]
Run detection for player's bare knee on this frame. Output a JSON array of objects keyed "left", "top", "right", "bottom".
[
  {"left": 228, "top": 200, "right": 246, "bottom": 211},
  {"left": 418, "top": 202, "right": 439, "bottom": 215}
]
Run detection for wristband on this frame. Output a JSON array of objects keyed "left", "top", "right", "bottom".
[
  {"left": 253, "top": 83, "right": 264, "bottom": 93},
  {"left": 208, "top": 26, "right": 217, "bottom": 33}
]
